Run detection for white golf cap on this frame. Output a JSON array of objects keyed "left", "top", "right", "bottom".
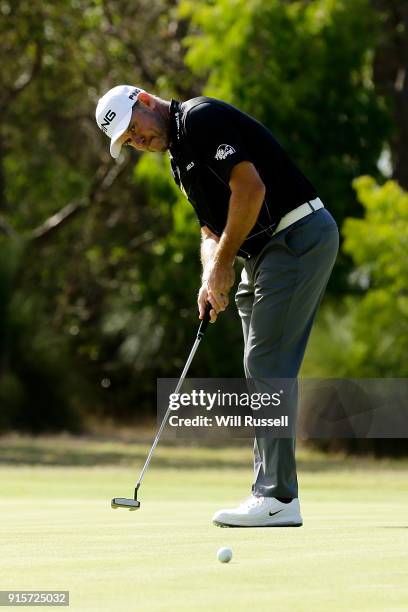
[{"left": 95, "top": 85, "right": 145, "bottom": 158}]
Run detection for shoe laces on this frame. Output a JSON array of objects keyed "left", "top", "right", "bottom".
[{"left": 239, "top": 495, "right": 265, "bottom": 510}]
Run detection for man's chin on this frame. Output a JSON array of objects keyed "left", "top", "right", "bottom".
[
  {"left": 148, "top": 144, "right": 168, "bottom": 153},
  {"left": 146, "top": 137, "right": 165, "bottom": 153}
]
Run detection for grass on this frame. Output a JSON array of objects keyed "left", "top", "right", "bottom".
[{"left": 0, "top": 434, "right": 407, "bottom": 611}]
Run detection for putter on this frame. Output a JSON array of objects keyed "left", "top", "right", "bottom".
[{"left": 111, "top": 302, "right": 212, "bottom": 511}]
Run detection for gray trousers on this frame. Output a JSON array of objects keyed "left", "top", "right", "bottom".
[{"left": 235, "top": 207, "right": 339, "bottom": 498}]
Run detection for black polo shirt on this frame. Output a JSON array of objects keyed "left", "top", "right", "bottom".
[{"left": 168, "top": 96, "right": 317, "bottom": 258}]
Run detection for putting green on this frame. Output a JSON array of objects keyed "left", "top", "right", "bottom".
[{"left": 0, "top": 436, "right": 407, "bottom": 611}]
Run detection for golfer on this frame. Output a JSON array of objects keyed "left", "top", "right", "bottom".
[{"left": 95, "top": 85, "right": 339, "bottom": 527}]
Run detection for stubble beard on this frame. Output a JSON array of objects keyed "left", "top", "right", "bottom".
[{"left": 155, "top": 106, "right": 171, "bottom": 151}]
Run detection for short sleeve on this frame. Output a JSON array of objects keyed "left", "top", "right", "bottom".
[{"left": 185, "top": 102, "right": 251, "bottom": 185}]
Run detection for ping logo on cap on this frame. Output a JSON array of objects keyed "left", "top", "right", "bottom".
[
  {"left": 129, "top": 88, "right": 141, "bottom": 101},
  {"left": 100, "top": 109, "right": 117, "bottom": 133}
]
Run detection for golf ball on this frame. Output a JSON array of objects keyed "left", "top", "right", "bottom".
[{"left": 217, "top": 547, "right": 232, "bottom": 563}]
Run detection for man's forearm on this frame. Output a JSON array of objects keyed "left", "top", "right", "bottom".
[
  {"left": 201, "top": 236, "right": 219, "bottom": 281},
  {"left": 214, "top": 185, "right": 265, "bottom": 266}
]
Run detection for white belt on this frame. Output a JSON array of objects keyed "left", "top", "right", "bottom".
[{"left": 272, "top": 197, "right": 324, "bottom": 236}]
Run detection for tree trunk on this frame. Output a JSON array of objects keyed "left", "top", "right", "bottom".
[
  {"left": 372, "top": 1, "right": 408, "bottom": 189},
  {"left": 0, "top": 132, "right": 6, "bottom": 212}
]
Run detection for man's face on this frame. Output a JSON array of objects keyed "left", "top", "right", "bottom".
[{"left": 118, "top": 98, "right": 169, "bottom": 153}]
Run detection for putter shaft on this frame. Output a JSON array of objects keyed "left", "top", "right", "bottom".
[
  {"left": 136, "top": 335, "right": 202, "bottom": 487},
  {"left": 111, "top": 303, "right": 212, "bottom": 509}
]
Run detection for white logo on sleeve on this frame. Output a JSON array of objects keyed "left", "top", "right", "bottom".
[{"left": 215, "top": 144, "right": 236, "bottom": 160}]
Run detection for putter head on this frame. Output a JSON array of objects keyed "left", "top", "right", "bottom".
[{"left": 111, "top": 497, "right": 141, "bottom": 511}]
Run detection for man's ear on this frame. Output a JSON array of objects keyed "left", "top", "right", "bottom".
[{"left": 138, "top": 91, "right": 155, "bottom": 109}]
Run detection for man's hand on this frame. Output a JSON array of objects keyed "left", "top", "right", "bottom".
[{"left": 198, "top": 262, "right": 235, "bottom": 323}]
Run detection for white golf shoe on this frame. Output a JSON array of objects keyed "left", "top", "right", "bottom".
[{"left": 212, "top": 495, "right": 302, "bottom": 527}]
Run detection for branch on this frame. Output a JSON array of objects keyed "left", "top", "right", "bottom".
[
  {"left": 2, "top": 42, "right": 43, "bottom": 108},
  {"left": 29, "top": 154, "right": 135, "bottom": 244},
  {"left": 88, "top": 155, "right": 135, "bottom": 203},
  {"left": 101, "top": 0, "right": 115, "bottom": 27},
  {"left": 99, "top": 3, "right": 157, "bottom": 86},
  {"left": 0, "top": 216, "right": 17, "bottom": 238},
  {"left": 128, "top": 230, "right": 155, "bottom": 250},
  {"left": 29, "top": 198, "right": 88, "bottom": 241},
  {"left": 122, "top": 40, "right": 157, "bottom": 85}
]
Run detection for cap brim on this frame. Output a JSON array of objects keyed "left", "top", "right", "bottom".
[{"left": 109, "top": 110, "right": 132, "bottom": 159}]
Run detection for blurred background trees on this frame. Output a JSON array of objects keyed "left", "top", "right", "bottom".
[{"left": 0, "top": 0, "right": 406, "bottom": 453}]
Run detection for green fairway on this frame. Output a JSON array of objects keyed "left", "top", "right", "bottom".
[{"left": 0, "top": 435, "right": 407, "bottom": 611}]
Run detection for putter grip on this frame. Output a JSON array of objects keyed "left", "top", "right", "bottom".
[{"left": 197, "top": 302, "right": 212, "bottom": 337}]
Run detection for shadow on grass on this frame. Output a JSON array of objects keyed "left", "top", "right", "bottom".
[
  {"left": 1, "top": 434, "right": 406, "bottom": 472},
  {"left": 0, "top": 434, "right": 246, "bottom": 469}
]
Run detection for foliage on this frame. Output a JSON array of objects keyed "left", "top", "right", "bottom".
[
  {"left": 0, "top": 236, "right": 84, "bottom": 431},
  {"left": 0, "top": 0, "right": 404, "bottom": 436},
  {"left": 302, "top": 176, "right": 408, "bottom": 379},
  {"left": 341, "top": 176, "right": 408, "bottom": 376},
  {"left": 298, "top": 175, "right": 408, "bottom": 456},
  {"left": 0, "top": 0, "right": 197, "bottom": 427}
]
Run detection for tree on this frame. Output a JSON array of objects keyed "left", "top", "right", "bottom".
[
  {"left": 0, "top": 0, "right": 201, "bottom": 429},
  {"left": 301, "top": 175, "right": 408, "bottom": 455},
  {"left": 303, "top": 176, "right": 408, "bottom": 377},
  {"left": 341, "top": 176, "right": 408, "bottom": 375}
]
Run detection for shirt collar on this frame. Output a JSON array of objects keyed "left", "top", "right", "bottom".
[{"left": 169, "top": 98, "right": 183, "bottom": 157}]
